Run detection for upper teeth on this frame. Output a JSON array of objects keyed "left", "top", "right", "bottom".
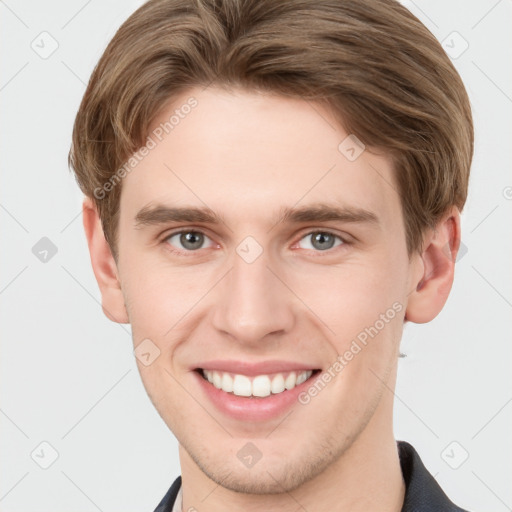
[{"left": 202, "top": 369, "right": 313, "bottom": 397}]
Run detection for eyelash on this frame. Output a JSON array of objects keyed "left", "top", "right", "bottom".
[{"left": 161, "top": 228, "right": 349, "bottom": 256}]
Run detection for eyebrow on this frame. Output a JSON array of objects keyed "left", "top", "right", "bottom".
[{"left": 134, "top": 203, "right": 379, "bottom": 229}]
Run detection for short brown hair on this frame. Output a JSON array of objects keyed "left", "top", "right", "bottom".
[{"left": 68, "top": 0, "right": 473, "bottom": 260}]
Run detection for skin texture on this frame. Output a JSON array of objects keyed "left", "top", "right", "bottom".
[{"left": 83, "top": 85, "right": 461, "bottom": 512}]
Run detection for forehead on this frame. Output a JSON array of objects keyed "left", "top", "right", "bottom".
[{"left": 120, "top": 86, "right": 401, "bottom": 229}]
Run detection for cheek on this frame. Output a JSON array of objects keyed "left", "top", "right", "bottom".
[
  {"left": 119, "top": 242, "right": 212, "bottom": 327},
  {"left": 319, "top": 309, "right": 403, "bottom": 426},
  {"left": 302, "top": 255, "right": 406, "bottom": 388},
  {"left": 288, "top": 254, "right": 404, "bottom": 331}
]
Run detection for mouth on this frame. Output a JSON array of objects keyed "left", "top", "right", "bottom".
[
  {"left": 191, "top": 359, "right": 323, "bottom": 421},
  {"left": 194, "top": 368, "right": 322, "bottom": 398}
]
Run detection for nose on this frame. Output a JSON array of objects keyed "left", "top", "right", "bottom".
[{"left": 211, "top": 248, "right": 295, "bottom": 346}]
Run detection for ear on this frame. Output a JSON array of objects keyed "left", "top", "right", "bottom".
[
  {"left": 82, "top": 197, "right": 129, "bottom": 324},
  {"left": 405, "top": 206, "right": 462, "bottom": 324}
]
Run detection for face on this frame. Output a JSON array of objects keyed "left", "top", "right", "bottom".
[{"left": 114, "top": 86, "right": 420, "bottom": 493}]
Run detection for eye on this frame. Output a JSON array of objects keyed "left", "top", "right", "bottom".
[
  {"left": 164, "top": 230, "right": 215, "bottom": 253},
  {"left": 296, "top": 231, "right": 345, "bottom": 252}
]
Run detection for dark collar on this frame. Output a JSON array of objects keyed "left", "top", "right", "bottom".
[
  {"left": 154, "top": 474, "right": 181, "bottom": 512},
  {"left": 154, "top": 441, "right": 469, "bottom": 511},
  {"left": 397, "top": 440, "right": 468, "bottom": 511}
]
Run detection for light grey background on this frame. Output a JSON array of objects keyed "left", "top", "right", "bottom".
[{"left": 1, "top": 0, "right": 511, "bottom": 511}]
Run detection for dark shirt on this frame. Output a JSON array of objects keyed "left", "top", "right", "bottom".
[{"left": 154, "top": 440, "right": 469, "bottom": 511}]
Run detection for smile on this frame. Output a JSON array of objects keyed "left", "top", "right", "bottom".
[
  {"left": 192, "top": 360, "right": 322, "bottom": 421},
  {"left": 199, "top": 369, "right": 318, "bottom": 397}
]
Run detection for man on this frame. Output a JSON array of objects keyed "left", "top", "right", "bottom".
[{"left": 68, "top": 0, "right": 473, "bottom": 510}]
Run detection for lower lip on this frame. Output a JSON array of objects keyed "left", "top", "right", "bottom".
[{"left": 193, "top": 370, "right": 319, "bottom": 422}]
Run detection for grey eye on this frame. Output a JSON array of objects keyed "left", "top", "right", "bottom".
[
  {"left": 298, "top": 232, "right": 344, "bottom": 251},
  {"left": 166, "top": 231, "right": 212, "bottom": 251}
]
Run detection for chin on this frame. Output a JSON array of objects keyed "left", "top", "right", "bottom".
[
  {"left": 203, "top": 465, "right": 310, "bottom": 495},
  {"left": 188, "top": 440, "right": 340, "bottom": 495}
]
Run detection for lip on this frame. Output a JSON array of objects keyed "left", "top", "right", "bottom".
[
  {"left": 193, "top": 359, "right": 318, "bottom": 377},
  {"left": 192, "top": 363, "right": 321, "bottom": 422}
]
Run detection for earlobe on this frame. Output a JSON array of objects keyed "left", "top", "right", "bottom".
[
  {"left": 405, "top": 207, "right": 461, "bottom": 324},
  {"left": 82, "top": 197, "right": 129, "bottom": 324}
]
